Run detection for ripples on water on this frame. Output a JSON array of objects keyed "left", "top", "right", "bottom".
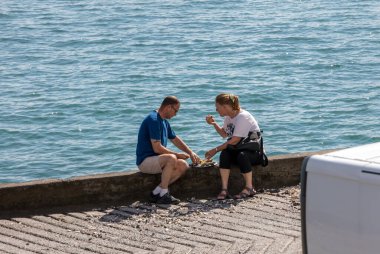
[{"left": 1, "top": 0, "right": 379, "bottom": 182}]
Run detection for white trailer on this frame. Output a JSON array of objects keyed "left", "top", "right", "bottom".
[{"left": 301, "top": 142, "right": 380, "bottom": 254}]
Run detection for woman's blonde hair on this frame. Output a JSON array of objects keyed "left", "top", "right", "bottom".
[{"left": 215, "top": 93, "right": 240, "bottom": 111}]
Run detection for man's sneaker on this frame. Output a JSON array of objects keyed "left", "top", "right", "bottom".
[
  {"left": 149, "top": 191, "right": 160, "bottom": 203},
  {"left": 157, "top": 193, "right": 180, "bottom": 205}
]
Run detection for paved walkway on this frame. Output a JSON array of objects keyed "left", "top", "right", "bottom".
[{"left": 0, "top": 186, "right": 301, "bottom": 254}]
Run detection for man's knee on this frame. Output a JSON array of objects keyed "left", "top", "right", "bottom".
[
  {"left": 160, "top": 154, "right": 177, "bottom": 168},
  {"left": 176, "top": 159, "right": 189, "bottom": 173}
]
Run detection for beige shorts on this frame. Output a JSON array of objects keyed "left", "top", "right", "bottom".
[{"left": 138, "top": 156, "right": 162, "bottom": 174}]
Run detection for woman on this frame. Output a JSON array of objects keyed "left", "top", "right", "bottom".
[{"left": 205, "top": 93, "right": 261, "bottom": 200}]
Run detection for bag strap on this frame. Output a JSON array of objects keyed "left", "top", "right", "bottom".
[{"left": 259, "top": 134, "right": 269, "bottom": 167}]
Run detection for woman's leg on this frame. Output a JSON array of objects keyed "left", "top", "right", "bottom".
[
  {"left": 242, "top": 171, "right": 253, "bottom": 189},
  {"left": 237, "top": 151, "right": 254, "bottom": 186},
  {"left": 219, "top": 167, "right": 230, "bottom": 190},
  {"left": 235, "top": 151, "right": 258, "bottom": 198},
  {"left": 217, "top": 150, "right": 233, "bottom": 199},
  {"left": 219, "top": 150, "right": 234, "bottom": 189}
]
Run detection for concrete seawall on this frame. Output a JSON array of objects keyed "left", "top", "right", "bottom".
[{"left": 0, "top": 150, "right": 332, "bottom": 211}]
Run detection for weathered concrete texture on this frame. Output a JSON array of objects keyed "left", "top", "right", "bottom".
[
  {"left": 0, "top": 186, "right": 302, "bottom": 254},
  {"left": 0, "top": 150, "right": 333, "bottom": 211}
]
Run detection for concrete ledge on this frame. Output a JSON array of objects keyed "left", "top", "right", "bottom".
[{"left": 0, "top": 150, "right": 333, "bottom": 211}]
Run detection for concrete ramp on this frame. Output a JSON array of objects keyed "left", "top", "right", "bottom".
[{"left": 0, "top": 186, "right": 301, "bottom": 254}]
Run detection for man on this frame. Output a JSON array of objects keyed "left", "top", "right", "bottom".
[{"left": 136, "top": 96, "right": 201, "bottom": 204}]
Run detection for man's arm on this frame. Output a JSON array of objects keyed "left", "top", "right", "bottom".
[
  {"left": 171, "top": 136, "right": 192, "bottom": 154},
  {"left": 151, "top": 139, "right": 190, "bottom": 160},
  {"left": 171, "top": 136, "right": 200, "bottom": 163},
  {"left": 151, "top": 140, "right": 178, "bottom": 155}
]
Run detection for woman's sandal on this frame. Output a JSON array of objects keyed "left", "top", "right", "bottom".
[
  {"left": 234, "top": 187, "right": 256, "bottom": 199},
  {"left": 217, "top": 189, "right": 230, "bottom": 200}
]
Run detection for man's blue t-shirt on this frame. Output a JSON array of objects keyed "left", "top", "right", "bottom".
[{"left": 136, "top": 110, "right": 176, "bottom": 165}]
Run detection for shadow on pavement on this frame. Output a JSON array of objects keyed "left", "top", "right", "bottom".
[{"left": 99, "top": 197, "right": 248, "bottom": 223}]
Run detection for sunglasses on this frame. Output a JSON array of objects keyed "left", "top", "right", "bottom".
[{"left": 171, "top": 105, "right": 179, "bottom": 113}]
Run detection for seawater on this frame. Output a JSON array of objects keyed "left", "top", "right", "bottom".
[{"left": 1, "top": 0, "right": 379, "bottom": 183}]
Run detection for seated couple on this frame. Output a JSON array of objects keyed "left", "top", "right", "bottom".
[{"left": 136, "top": 94, "right": 262, "bottom": 204}]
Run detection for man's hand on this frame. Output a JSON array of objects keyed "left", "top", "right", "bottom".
[
  {"left": 189, "top": 152, "right": 201, "bottom": 164},
  {"left": 175, "top": 152, "right": 190, "bottom": 160}
]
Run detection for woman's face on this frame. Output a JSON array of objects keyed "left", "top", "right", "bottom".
[{"left": 215, "top": 103, "right": 230, "bottom": 117}]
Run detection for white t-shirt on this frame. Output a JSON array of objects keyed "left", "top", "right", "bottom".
[{"left": 223, "top": 109, "right": 260, "bottom": 139}]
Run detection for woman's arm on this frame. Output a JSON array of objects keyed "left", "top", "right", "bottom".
[
  {"left": 206, "top": 115, "right": 227, "bottom": 138},
  {"left": 205, "top": 136, "right": 242, "bottom": 159}
]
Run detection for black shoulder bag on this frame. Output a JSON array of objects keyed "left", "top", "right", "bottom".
[
  {"left": 258, "top": 136, "right": 269, "bottom": 167},
  {"left": 226, "top": 131, "right": 269, "bottom": 167}
]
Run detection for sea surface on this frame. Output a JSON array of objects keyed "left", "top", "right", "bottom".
[{"left": 1, "top": 0, "right": 379, "bottom": 183}]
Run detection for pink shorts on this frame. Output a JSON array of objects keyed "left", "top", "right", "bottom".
[{"left": 138, "top": 156, "right": 162, "bottom": 174}]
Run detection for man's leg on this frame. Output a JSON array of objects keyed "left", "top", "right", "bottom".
[
  {"left": 158, "top": 154, "right": 177, "bottom": 189},
  {"left": 159, "top": 155, "right": 189, "bottom": 186},
  {"left": 138, "top": 155, "right": 174, "bottom": 203},
  {"left": 169, "top": 159, "right": 189, "bottom": 184},
  {"left": 156, "top": 154, "right": 189, "bottom": 204}
]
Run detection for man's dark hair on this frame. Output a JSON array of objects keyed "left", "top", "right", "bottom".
[{"left": 161, "top": 96, "right": 179, "bottom": 107}]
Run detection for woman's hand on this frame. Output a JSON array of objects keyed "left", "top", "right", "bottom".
[
  {"left": 205, "top": 115, "right": 216, "bottom": 125},
  {"left": 205, "top": 148, "right": 218, "bottom": 159}
]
